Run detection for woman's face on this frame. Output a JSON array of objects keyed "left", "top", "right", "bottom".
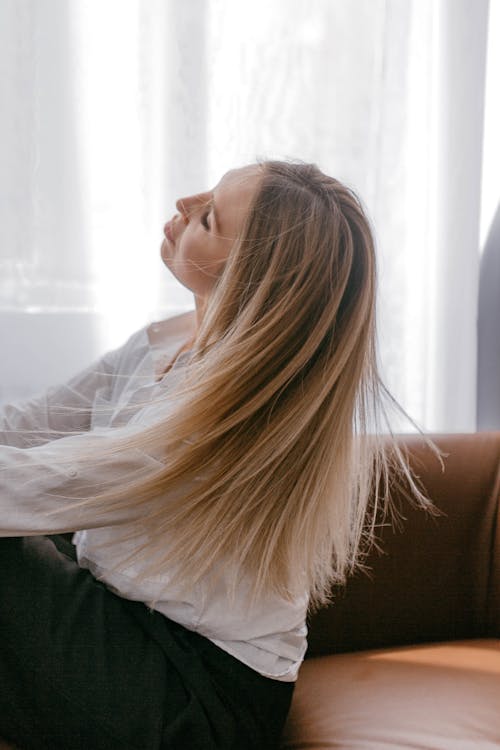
[{"left": 161, "top": 165, "right": 262, "bottom": 303}]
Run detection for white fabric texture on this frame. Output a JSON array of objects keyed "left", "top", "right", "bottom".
[
  {"left": 0, "top": 309, "right": 309, "bottom": 683},
  {"left": 0, "top": 0, "right": 494, "bottom": 427}
]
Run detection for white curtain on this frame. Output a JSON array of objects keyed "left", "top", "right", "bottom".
[{"left": 0, "top": 0, "right": 494, "bottom": 432}]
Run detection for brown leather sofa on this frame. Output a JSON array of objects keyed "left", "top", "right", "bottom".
[
  {"left": 1, "top": 432, "right": 498, "bottom": 749},
  {"left": 281, "top": 431, "right": 500, "bottom": 749}
]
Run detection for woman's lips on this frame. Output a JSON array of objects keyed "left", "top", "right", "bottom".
[{"left": 163, "top": 220, "right": 175, "bottom": 244}]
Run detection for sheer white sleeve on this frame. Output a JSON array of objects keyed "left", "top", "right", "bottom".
[
  {"left": 0, "top": 425, "right": 164, "bottom": 536},
  {"left": 0, "top": 328, "right": 146, "bottom": 448}
]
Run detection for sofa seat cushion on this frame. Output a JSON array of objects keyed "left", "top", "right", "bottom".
[{"left": 281, "top": 639, "right": 500, "bottom": 749}]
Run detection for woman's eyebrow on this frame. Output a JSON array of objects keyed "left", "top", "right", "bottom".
[{"left": 209, "top": 194, "right": 221, "bottom": 232}]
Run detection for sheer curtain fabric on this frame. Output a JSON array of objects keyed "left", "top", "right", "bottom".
[{"left": 0, "top": 0, "right": 492, "bottom": 431}]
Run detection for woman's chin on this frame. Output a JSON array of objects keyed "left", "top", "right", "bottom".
[{"left": 160, "top": 239, "right": 172, "bottom": 266}]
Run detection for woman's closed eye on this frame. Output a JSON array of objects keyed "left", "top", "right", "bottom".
[{"left": 201, "top": 212, "right": 211, "bottom": 231}]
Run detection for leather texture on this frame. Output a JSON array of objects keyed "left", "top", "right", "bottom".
[
  {"left": 281, "top": 639, "right": 500, "bottom": 749},
  {"left": 282, "top": 431, "right": 500, "bottom": 749}
]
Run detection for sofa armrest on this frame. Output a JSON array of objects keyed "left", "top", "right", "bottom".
[{"left": 306, "top": 431, "right": 500, "bottom": 657}]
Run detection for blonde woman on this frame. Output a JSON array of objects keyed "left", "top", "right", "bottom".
[{"left": 0, "top": 160, "right": 438, "bottom": 749}]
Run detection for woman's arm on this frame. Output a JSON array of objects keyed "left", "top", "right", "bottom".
[
  {"left": 0, "top": 424, "right": 163, "bottom": 536},
  {"left": 0, "top": 328, "right": 146, "bottom": 448}
]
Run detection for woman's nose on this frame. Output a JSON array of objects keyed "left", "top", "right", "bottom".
[{"left": 176, "top": 192, "right": 209, "bottom": 222}]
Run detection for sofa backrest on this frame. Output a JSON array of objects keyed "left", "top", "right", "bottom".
[{"left": 306, "top": 431, "right": 500, "bottom": 658}]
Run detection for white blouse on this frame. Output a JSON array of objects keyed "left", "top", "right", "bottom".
[{"left": 0, "top": 310, "right": 308, "bottom": 682}]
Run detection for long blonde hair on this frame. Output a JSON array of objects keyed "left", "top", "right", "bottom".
[{"left": 49, "top": 159, "right": 443, "bottom": 611}]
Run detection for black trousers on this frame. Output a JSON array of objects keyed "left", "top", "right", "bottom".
[{"left": 0, "top": 535, "right": 294, "bottom": 750}]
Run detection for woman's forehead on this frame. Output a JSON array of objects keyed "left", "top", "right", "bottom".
[
  {"left": 214, "top": 166, "right": 262, "bottom": 228},
  {"left": 214, "top": 165, "right": 262, "bottom": 197},
  {"left": 219, "top": 164, "right": 263, "bottom": 189}
]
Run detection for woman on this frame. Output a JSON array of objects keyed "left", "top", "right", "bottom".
[{"left": 0, "top": 160, "right": 439, "bottom": 749}]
